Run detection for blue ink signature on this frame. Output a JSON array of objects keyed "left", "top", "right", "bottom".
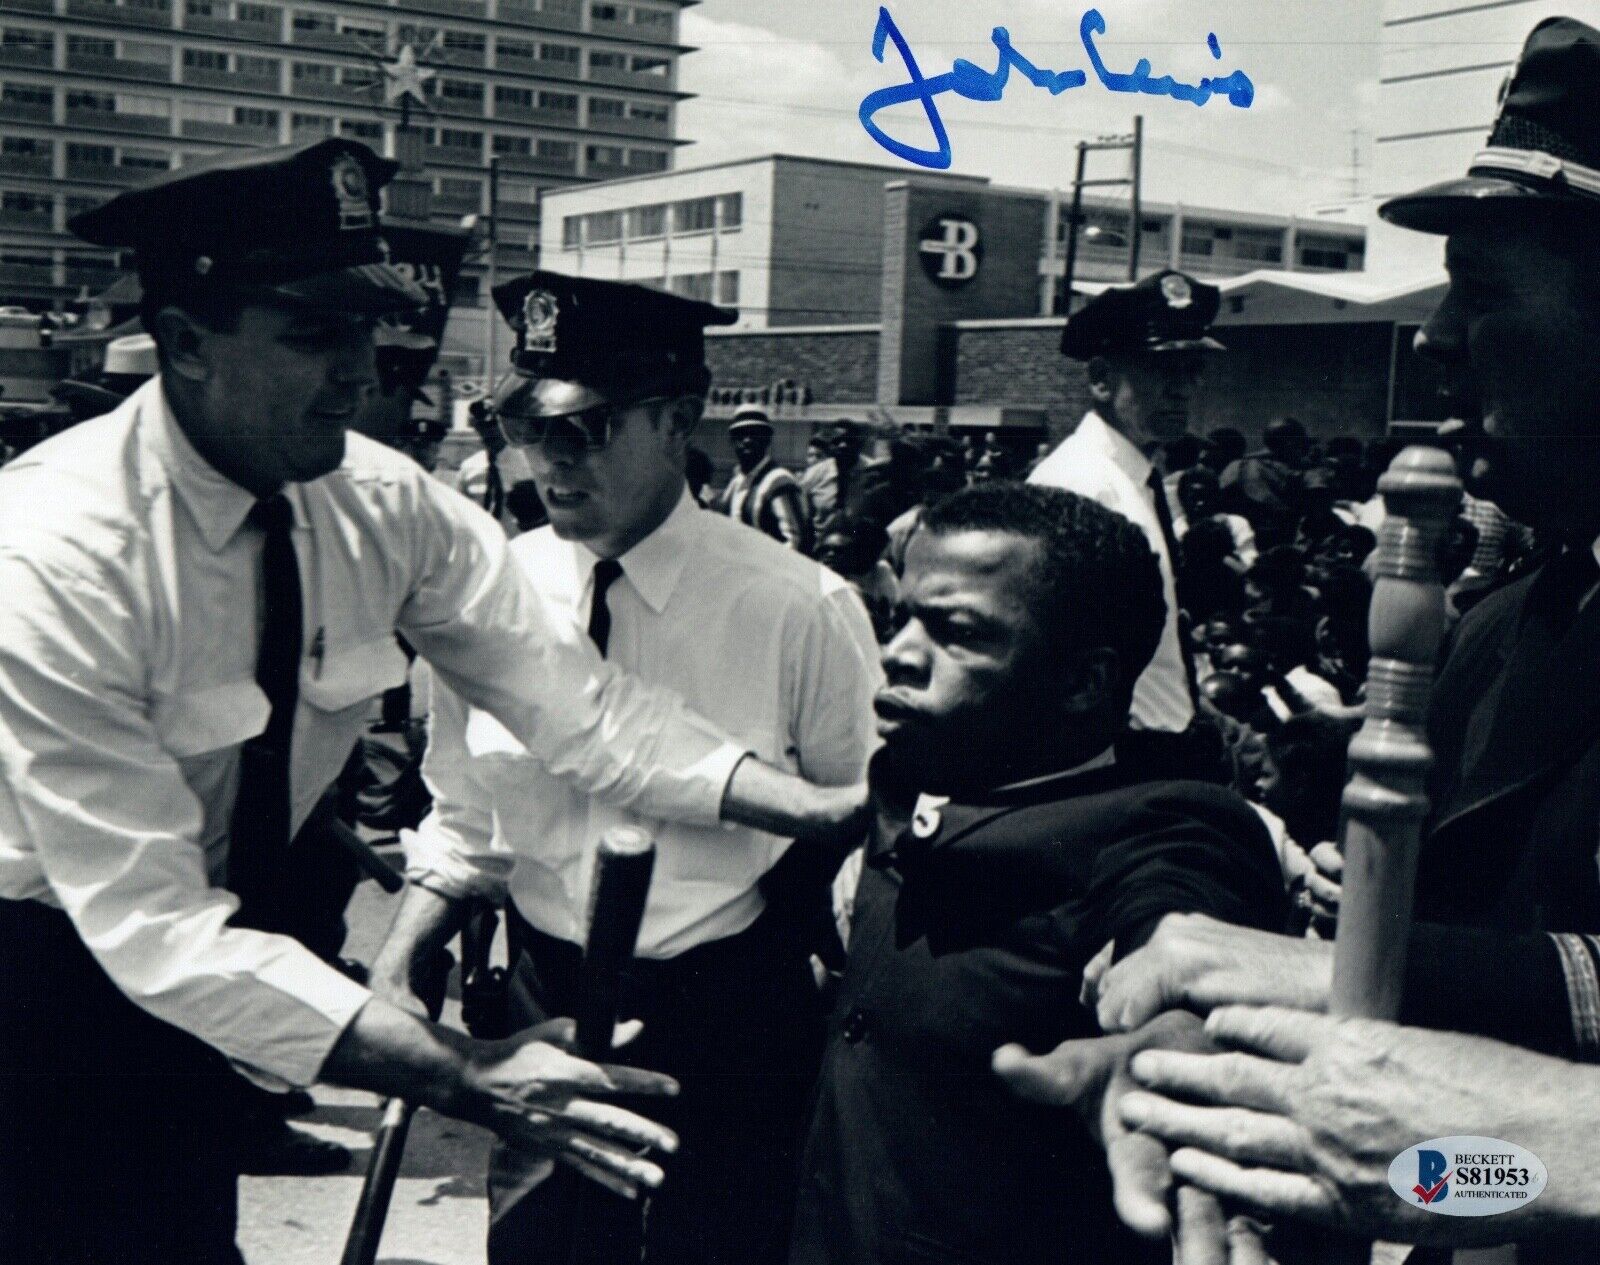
[{"left": 859, "top": 6, "right": 1255, "bottom": 170}]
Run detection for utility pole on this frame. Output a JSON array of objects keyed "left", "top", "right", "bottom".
[
  {"left": 484, "top": 155, "right": 499, "bottom": 397},
  {"left": 1349, "top": 129, "right": 1363, "bottom": 199},
  {"left": 1060, "top": 122, "right": 1142, "bottom": 314},
  {"left": 1129, "top": 114, "right": 1143, "bottom": 281}
]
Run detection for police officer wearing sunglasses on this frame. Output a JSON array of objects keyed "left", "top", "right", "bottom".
[{"left": 372, "top": 271, "right": 882, "bottom": 1265}]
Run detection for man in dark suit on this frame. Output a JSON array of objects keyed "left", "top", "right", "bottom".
[
  {"left": 789, "top": 483, "right": 1287, "bottom": 1265},
  {"left": 1015, "top": 17, "right": 1600, "bottom": 1254}
]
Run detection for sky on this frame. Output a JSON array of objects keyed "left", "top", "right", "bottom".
[{"left": 675, "top": 0, "right": 1385, "bottom": 218}]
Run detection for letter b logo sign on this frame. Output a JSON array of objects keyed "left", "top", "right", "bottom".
[{"left": 918, "top": 215, "right": 982, "bottom": 288}]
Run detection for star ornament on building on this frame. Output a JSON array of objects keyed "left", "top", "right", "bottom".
[{"left": 383, "top": 43, "right": 437, "bottom": 107}]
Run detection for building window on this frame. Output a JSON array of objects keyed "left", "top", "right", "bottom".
[
  {"left": 235, "top": 106, "right": 279, "bottom": 129},
  {"left": 493, "top": 133, "right": 531, "bottom": 156},
  {"left": 2, "top": 83, "right": 53, "bottom": 109},
  {"left": 628, "top": 102, "right": 667, "bottom": 123},
  {"left": 562, "top": 215, "right": 580, "bottom": 248},
  {"left": 630, "top": 149, "right": 666, "bottom": 172},
  {"left": 539, "top": 42, "right": 578, "bottom": 64},
  {"left": 293, "top": 61, "right": 336, "bottom": 86},
  {"left": 2, "top": 136, "right": 49, "bottom": 157},
  {"left": 291, "top": 111, "right": 333, "bottom": 134},
  {"left": 1231, "top": 227, "right": 1283, "bottom": 265},
  {"left": 237, "top": 3, "right": 275, "bottom": 22},
  {"left": 717, "top": 192, "right": 741, "bottom": 229},
  {"left": 67, "top": 142, "right": 115, "bottom": 165},
  {"left": 1298, "top": 235, "right": 1362, "bottom": 270},
  {"left": 3, "top": 28, "right": 54, "bottom": 55},
  {"left": 589, "top": 50, "right": 626, "bottom": 71},
  {"left": 672, "top": 195, "right": 714, "bottom": 234},
  {"left": 497, "top": 36, "right": 534, "bottom": 62},
  {"left": 589, "top": 95, "right": 624, "bottom": 119},
  {"left": 340, "top": 21, "right": 385, "bottom": 49},
  {"left": 538, "top": 90, "right": 576, "bottom": 112},
  {"left": 632, "top": 6, "right": 670, "bottom": 29},
  {"left": 586, "top": 210, "right": 621, "bottom": 243},
  {"left": 182, "top": 48, "right": 228, "bottom": 70},
  {"left": 69, "top": 35, "right": 116, "bottom": 58},
  {"left": 2, "top": 190, "right": 51, "bottom": 214},
  {"left": 536, "top": 138, "right": 574, "bottom": 160},
  {"left": 292, "top": 11, "right": 334, "bottom": 33},
  {"left": 341, "top": 118, "right": 381, "bottom": 141},
  {"left": 585, "top": 143, "right": 624, "bottom": 168},
  {"left": 717, "top": 271, "right": 739, "bottom": 306},
  {"left": 236, "top": 54, "right": 279, "bottom": 79},
  {"left": 341, "top": 65, "right": 378, "bottom": 90},
  {"left": 118, "top": 145, "right": 169, "bottom": 170},
  {"left": 626, "top": 203, "right": 663, "bottom": 238},
  {"left": 443, "top": 30, "right": 484, "bottom": 56},
  {"left": 631, "top": 55, "right": 668, "bottom": 76},
  {"left": 439, "top": 127, "right": 481, "bottom": 152},
  {"left": 494, "top": 84, "right": 533, "bottom": 110},
  {"left": 591, "top": 3, "right": 621, "bottom": 19},
  {"left": 671, "top": 272, "right": 713, "bottom": 302},
  {"left": 66, "top": 89, "right": 115, "bottom": 112},
  {"left": 439, "top": 78, "right": 484, "bottom": 108},
  {"left": 1180, "top": 223, "right": 1218, "bottom": 257}
]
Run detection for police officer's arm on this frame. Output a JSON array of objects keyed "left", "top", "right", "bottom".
[
  {"left": 0, "top": 546, "right": 676, "bottom": 1190},
  {"left": 397, "top": 475, "right": 865, "bottom": 839},
  {"left": 370, "top": 675, "right": 510, "bottom": 1014}
]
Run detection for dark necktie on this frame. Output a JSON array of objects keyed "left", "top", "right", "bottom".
[
  {"left": 587, "top": 558, "right": 624, "bottom": 657},
  {"left": 228, "top": 494, "right": 303, "bottom": 930},
  {"left": 1146, "top": 468, "right": 1201, "bottom": 708}
]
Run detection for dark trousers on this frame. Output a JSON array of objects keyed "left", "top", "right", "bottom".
[
  {"left": 0, "top": 897, "right": 245, "bottom": 1265},
  {"left": 488, "top": 905, "right": 825, "bottom": 1265}
]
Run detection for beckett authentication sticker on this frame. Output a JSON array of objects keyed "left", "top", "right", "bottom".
[{"left": 1388, "top": 1137, "right": 1547, "bottom": 1217}]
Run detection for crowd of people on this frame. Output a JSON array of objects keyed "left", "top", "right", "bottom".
[{"left": 3, "top": 14, "right": 1600, "bottom": 1265}]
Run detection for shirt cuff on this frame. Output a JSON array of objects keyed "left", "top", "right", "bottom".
[
  {"left": 248, "top": 948, "right": 374, "bottom": 1088},
  {"left": 400, "top": 825, "right": 513, "bottom": 905},
  {"left": 698, "top": 741, "right": 751, "bottom": 829}
]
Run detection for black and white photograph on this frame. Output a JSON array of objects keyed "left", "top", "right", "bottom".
[{"left": 0, "top": 0, "right": 1597, "bottom": 1261}]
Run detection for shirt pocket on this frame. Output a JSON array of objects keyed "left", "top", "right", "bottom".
[
  {"left": 154, "top": 678, "right": 270, "bottom": 758},
  {"left": 296, "top": 637, "right": 410, "bottom": 782},
  {"left": 299, "top": 637, "right": 410, "bottom": 718}
]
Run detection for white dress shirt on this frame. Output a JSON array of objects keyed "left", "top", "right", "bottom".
[
  {"left": 1029, "top": 411, "right": 1195, "bottom": 733},
  {"left": 405, "top": 489, "right": 882, "bottom": 959},
  {"left": 0, "top": 381, "right": 747, "bottom": 1086}
]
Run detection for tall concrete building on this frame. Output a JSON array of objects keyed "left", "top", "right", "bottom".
[{"left": 0, "top": 0, "right": 693, "bottom": 377}]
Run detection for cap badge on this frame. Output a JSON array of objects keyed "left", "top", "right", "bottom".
[
  {"left": 1160, "top": 274, "right": 1193, "bottom": 309},
  {"left": 522, "top": 289, "right": 559, "bottom": 355},
  {"left": 331, "top": 154, "right": 373, "bottom": 231}
]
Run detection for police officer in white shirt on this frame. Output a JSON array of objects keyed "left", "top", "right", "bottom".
[
  {"left": 0, "top": 141, "right": 864, "bottom": 1265},
  {"left": 371, "top": 271, "right": 881, "bottom": 1265},
  {"left": 1030, "top": 271, "right": 1226, "bottom": 738}
]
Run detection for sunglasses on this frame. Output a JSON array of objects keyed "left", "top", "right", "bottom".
[{"left": 497, "top": 397, "right": 666, "bottom": 452}]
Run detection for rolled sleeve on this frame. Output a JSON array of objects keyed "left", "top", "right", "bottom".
[
  {"left": 402, "top": 678, "right": 513, "bottom": 905},
  {"left": 399, "top": 478, "right": 747, "bottom": 826},
  {"left": 0, "top": 550, "right": 371, "bottom": 1087}
]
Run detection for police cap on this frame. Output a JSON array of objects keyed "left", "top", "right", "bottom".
[
  {"left": 67, "top": 138, "right": 425, "bottom": 315},
  {"left": 492, "top": 271, "right": 735, "bottom": 419},
  {"left": 1381, "top": 17, "right": 1600, "bottom": 233},
  {"left": 1060, "top": 269, "right": 1225, "bottom": 361}
]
